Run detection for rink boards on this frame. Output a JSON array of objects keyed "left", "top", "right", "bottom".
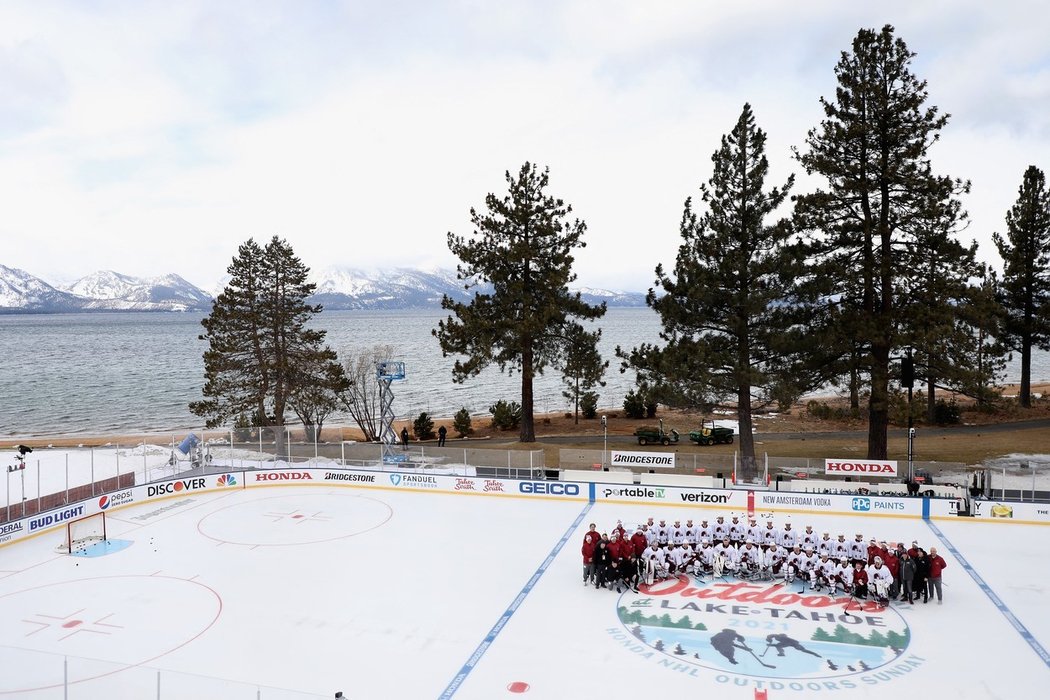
[{"left": 0, "top": 467, "right": 1048, "bottom": 699}]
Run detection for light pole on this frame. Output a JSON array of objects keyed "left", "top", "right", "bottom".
[
  {"left": 902, "top": 349, "right": 915, "bottom": 483},
  {"left": 601, "top": 415, "right": 608, "bottom": 467}
]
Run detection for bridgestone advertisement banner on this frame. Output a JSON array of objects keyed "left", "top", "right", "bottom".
[
  {"left": 610, "top": 451, "right": 676, "bottom": 469},
  {"left": 824, "top": 459, "right": 899, "bottom": 478}
]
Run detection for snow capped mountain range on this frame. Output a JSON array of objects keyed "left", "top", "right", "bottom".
[{"left": 0, "top": 264, "right": 645, "bottom": 313}]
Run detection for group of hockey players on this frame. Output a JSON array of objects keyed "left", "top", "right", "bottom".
[{"left": 580, "top": 514, "right": 947, "bottom": 606}]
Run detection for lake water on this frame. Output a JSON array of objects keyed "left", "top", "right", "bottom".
[{"left": 1, "top": 309, "right": 1047, "bottom": 438}]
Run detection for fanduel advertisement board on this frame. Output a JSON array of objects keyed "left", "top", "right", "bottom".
[
  {"left": 824, "top": 459, "right": 899, "bottom": 478},
  {"left": 610, "top": 451, "right": 676, "bottom": 469}
]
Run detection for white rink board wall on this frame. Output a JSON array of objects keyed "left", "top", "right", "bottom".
[
  {"left": 929, "top": 497, "right": 1050, "bottom": 524},
  {"left": 593, "top": 482, "right": 924, "bottom": 518},
  {"left": 5, "top": 467, "right": 1046, "bottom": 550}
]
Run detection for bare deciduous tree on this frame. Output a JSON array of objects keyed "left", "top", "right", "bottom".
[{"left": 339, "top": 344, "right": 395, "bottom": 441}]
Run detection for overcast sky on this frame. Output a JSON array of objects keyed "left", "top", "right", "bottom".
[{"left": 1, "top": 1, "right": 1047, "bottom": 293}]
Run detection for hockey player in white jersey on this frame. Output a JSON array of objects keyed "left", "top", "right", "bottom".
[
  {"left": 728, "top": 515, "right": 746, "bottom": 547},
  {"left": 813, "top": 553, "right": 837, "bottom": 591},
  {"left": 663, "top": 542, "right": 683, "bottom": 573},
  {"left": 712, "top": 516, "right": 729, "bottom": 542},
  {"left": 761, "top": 520, "right": 778, "bottom": 550},
  {"left": 776, "top": 522, "right": 798, "bottom": 550},
  {"left": 644, "top": 524, "right": 659, "bottom": 547},
  {"left": 848, "top": 533, "right": 867, "bottom": 565},
  {"left": 867, "top": 556, "right": 894, "bottom": 606},
  {"left": 833, "top": 557, "right": 854, "bottom": 594},
  {"left": 783, "top": 545, "right": 804, "bottom": 583},
  {"left": 757, "top": 542, "right": 777, "bottom": 579},
  {"left": 798, "top": 546, "right": 820, "bottom": 587},
  {"left": 737, "top": 540, "right": 762, "bottom": 578},
  {"left": 698, "top": 519, "right": 712, "bottom": 544},
  {"left": 671, "top": 520, "right": 687, "bottom": 545},
  {"left": 656, "top": 520, "right": 671, "bottom": 545},
  {"left": 768, "top": 544, "right": 788, "bottom": 576},
  {"left": 714, "top": 537, "right": 739, "bottom": 575},
  {"left": 832, "top": 534, "right": 850, "bottom": 561},
  {"left": 817, "top": 532, "right": 834, "bottom": 558},
  {"left": 684, "top": 519, "right": 698, "bottom": 544},
  {"left": 746, "top": 517, "right": 763, "bottom": 546},
  {"left": 801, "top": 525, "right": 820, "bottom": 550},
  {"left": 695, "top": 540, "right": 715, "bottom": 576}
]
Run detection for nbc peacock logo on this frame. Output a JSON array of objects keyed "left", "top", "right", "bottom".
[{"left": 217, "top": 475, "right": 238, "bottom": 488}]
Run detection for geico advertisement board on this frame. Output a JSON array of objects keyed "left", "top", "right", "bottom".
[
  {"left": 756, "top": 491, "right": 921, "bottom": 517},
  {"left": 596, "top": 484, "right": 747, "bottom": 508}
]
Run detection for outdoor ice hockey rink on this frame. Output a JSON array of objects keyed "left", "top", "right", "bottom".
[{"left": 1, "top": 465, "right": 1048, "bottom": 699}]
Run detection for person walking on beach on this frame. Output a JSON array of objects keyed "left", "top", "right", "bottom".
[
  {"left": 400, "top": 427, "right": 409, "bottom": 449},
  {"left": 437, "top": 425, "right": 447, "bottom": 446}
]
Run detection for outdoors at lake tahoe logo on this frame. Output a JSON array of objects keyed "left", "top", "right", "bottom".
[{"left": 611, "top": 575, "right": 920, "bottom": 692}]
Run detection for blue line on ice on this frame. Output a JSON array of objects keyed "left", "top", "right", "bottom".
[
  {"left": 437, "top": 500, "right": 595, "bottom": 699},
  {"left": 925, "top": 519, "right": 1050, "bottom": 669}
]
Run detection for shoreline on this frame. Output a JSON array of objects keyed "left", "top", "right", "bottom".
[{"left": 3, "top": 382, "right": 1048, "bottom": 450}]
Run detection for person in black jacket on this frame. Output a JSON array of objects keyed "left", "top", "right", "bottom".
[
  {"left": 616, "top": 555, "right": 640, "bottom": 593},
  {"left": 898, "top": 552, "right": 916, "bottom": 603},
  {"left": 912, "top": 549, "right": 930, "bottom": 603},
  {"left": 593, "top": 539, "right": 612, "bottom": 589}
]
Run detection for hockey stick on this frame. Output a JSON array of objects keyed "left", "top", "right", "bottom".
[
  {"left": 742, "top": 646, "right": 776, "bottom": 669},
  {"left": 759, "top": 641, "right": 774, "bottom": 658}
]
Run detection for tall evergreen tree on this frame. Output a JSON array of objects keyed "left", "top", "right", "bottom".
[
  {"left": 191, "top": 236, "right": 342, "bottom": 458},
  {"left": 434, "top": 163, "right": 605, "bottom": 442},
  {"left": 993, "top": 165, "right": 1050, "bottom": 407},
  {"left": 896, "top": 193, "right": 988, "bottom": 420},
  {"left": 620, "top": 104, "right": 800, "bottom": 480},
  {"left": 559, "top": 323, "right": 608, "bottom": 424},
  {"left": 794, "top": 25, "right": 966, "bottom": 458}
]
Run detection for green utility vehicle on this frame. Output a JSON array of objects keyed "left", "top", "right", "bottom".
[
  {"left": 688, "top": 419, "right": 735, "bottom": 446},
  {"left": 633, "top": 420, "right": 680, "bottom": 446}
]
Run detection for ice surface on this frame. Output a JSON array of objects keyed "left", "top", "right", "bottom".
[{"left": 0, "top": 479, "right": 1048, "bottom": 698}]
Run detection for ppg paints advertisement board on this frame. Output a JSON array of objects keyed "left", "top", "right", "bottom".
[{"left": 755, "top": 491, "right": 923, "bottom": 518}]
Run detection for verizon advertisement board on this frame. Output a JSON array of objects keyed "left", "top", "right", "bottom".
[
  {"left": 824, "top": 459, "right": 899, "bottom": 478},
  {"left": 610, "top": 451, "right": 676, "bottom": 469}
]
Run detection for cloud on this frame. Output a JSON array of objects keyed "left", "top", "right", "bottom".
[{"left": 0, "top": 1, "right": 1047, "bottom": 290}]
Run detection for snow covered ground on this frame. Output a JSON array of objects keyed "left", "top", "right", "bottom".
[{"left": 0, "top": 473, "right": 1048, "bottom": 699}]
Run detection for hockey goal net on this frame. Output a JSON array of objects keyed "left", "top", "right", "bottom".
[{"left": 56, "top": 512, "right": 107, "bottom": 553}]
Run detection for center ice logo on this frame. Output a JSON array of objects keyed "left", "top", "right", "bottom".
[{"left": 615, "top": 576, "right": 913, "bottom": 688}]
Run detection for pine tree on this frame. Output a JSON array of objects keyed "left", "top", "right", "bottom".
[
  {"left": 620, "top": 104, "right": 800, "bottom": 480},
  {"left": 560, "top": 323, "right": 608, "bottom": 424},
  {"left": 896, "top": 193, "right": 992, "bottom": 419},
  {"left": 993, "top": 165, "right": 1050, "bottom": 407},
  {"left": 434, "top": 162, "right": 605, "bottom": 442},
  {"left": 191, "top": 236, "right": 340, "bottom": 459},
  {"left": 794, "top": 25, "right": 966, "bottom": 458},
  {"left": 453, "top": 407, "right": 474, "bottom": 437}
]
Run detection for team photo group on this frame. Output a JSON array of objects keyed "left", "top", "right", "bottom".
[{"left": 582, "top": 514, "right": 948, "bottom": 607}]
